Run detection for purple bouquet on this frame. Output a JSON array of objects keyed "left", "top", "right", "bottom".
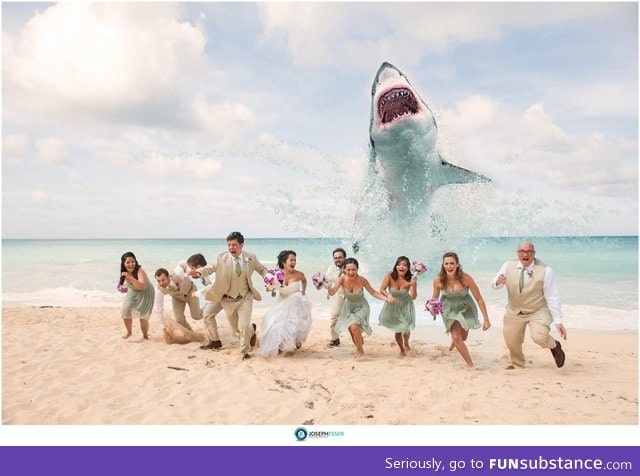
[
  {"left": 425, "top": 298, "right": 443, "bottom": 320},
  {"left": 117, "top": 284, "right": 128, "bottom": 294},
  {"left": 264, "top": 268, "right": 285, "bottom": 296},
  {"left": 411, "top": 261, "right": 428, "bottom": 276},
  {"left": 311, "top": 272, "right": 330, "bottom": 290}
]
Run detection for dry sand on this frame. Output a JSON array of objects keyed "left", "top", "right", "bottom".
[{"left": 2, "top": 305, "right": 637, "bottom": 425}]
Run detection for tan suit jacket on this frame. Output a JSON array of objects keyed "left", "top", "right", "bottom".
[
  {"left": 200, "top": 251, "right": 267, "bottom": 303},
  {"left": 158, "top": 275, "right": 195, "bottom": 302}
]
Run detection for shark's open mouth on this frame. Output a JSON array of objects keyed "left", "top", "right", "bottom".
[{"left": 378, "top": 87, "right": 419, "bottom": 124}]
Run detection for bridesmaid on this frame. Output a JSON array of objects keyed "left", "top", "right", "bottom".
[
  {"left": 119, "top": 251, "right": 155, "bottom": 339},
  {"left": 378, "top": 256, "right": 417, "bottom": 355},
  {"left": 429, "top": 252, "right": 491, "bottom": 367},
  {"left": 326, "top": 257, "right": 393, "bottom": 358}
]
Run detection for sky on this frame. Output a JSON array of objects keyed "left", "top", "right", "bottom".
[{"left": 2, "top": 2, "right": 638, "bottom": 239}]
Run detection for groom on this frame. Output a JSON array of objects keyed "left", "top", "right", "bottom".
[{"left": 191, "top": 231, "right": 268, "bottom": 360}]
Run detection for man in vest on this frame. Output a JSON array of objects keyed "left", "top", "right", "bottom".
[
  {"left": 190, "top": 231, "right": 268, "bottom": 360},
  {"left": 326, "top": 247, "right": 347, "bottom": 347},
  {"left": 492, "top": 241, "right": 567, "bottom": 369},
  {"left": 153, "top": 264, "right": 203, "bottom": 335}
]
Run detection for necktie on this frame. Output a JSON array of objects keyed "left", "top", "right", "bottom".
[
  {"left": 235, "top": 258, "right": 242, "bottom": 277},
  {"left": 338, "top": 268, "right": 344, "bottom": 277},
  {"left": 519, "top": 268, "right": 525, "bottom": 293}
]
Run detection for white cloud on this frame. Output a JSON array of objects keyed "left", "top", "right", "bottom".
[
  {"left": 260, "top": 3, "right": 625, "bottom": 68},
  {"left": 440, "top": 97, "right": 637, "bottom": 198},
  {"left": 439, "top": 95, "right": 499, "bottom": 133},
  {"left": 520, "top": 103, "right": 570, "bottom": 149},
  {"left": 4, "top": 3, "right": 206, "bottom": 122},
  {"left": 232, "top": 176, "right": 261, "bottom": 189},
  {"left": 135, "top": 153, "right": 222, "bottom": 179},
  {"left": 3, "top": 133, "right": 28, "bottom": 156},
  {"left": 553, "top": 79, "right": 638, "bottom": 119},
  {"left": 35, "top": 137, "right": 67, "bottom": 164},
  {"left": 30, "top": 188, "right": 53, "bottom": 207},
  {"left": 192, "top": 94, "right": 257, "bottom": 147},
  {"left": 260, "top": 4, "right": 347, "bottom": 67}
]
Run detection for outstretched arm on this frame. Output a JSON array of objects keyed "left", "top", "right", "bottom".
[
  {"left": 300, "top": 272, "right": 307, "bottom": 295},
  {"left": 378, "top": 273, "right": 391, "bottom": 295},
  {"left": 491, "top": 262, "right": 508, "bottom": 289},
  {"left": 464, "top": 273, "right": 491, "bottom": 331},
  {"left": 427, "top": 278, "right": 442, "bottom": 318},
  {"left": 364, "top": 277, "right": 393, "bottom": 302},
  {"left": 327, "top": 276, "right": 344, "bottom": 296},
  {"left": 409, "top": 276, "right": 417, "bottom": 300},
  {"left": 431, "top": 277, "right": 441, "bottom": 300},
  {"left": 253, "top": 255, "right": 268, "bottom": 277},
  {"left": 191, "top": 263, "right": 216, "bottom": 279},
  {"left": 122, "top": 268, "right": 148, "bottom": 291}
]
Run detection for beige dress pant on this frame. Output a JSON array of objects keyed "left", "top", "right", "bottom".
[
  {"left": 503, "top": 309, "right": 556, "bottom": 367},
  {"left": 203, "top": 301, "right": 224, "bottom": 342},
  {"left": 220, "top": 294, "right": 255, "bottom": 355},
  {"left": 172, "top": 292, "right": 201, "bottom": 331},
  {"left": 329, "top": 294, "right": 345, "bottom": 340}
]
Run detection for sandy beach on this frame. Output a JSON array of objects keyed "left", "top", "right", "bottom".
[{"left": 2, "top": 304, "right": 637, "bottom": 426}]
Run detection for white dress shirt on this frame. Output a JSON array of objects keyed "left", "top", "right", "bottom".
[{"left": 492, "top": 260, "right": 563, "bottom": 324}]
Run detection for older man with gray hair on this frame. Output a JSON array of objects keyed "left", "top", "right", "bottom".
[{"left": 492, "top": 241, "right": 567, "bottom": 369}]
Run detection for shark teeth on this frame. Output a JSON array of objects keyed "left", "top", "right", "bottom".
[{"left": 378, "top": 87, "right": 418, "bottom": 124}]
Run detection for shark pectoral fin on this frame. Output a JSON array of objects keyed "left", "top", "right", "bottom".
[{"left": 440, "top": 157, "right": 491, "bottom": 184}]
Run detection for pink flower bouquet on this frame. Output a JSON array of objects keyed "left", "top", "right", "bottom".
[
  {"left": 411, "top": 261, "right": 428, "bottom": 276},
  {"left": 117, "top": 284, "right": 128, "bottom": 294},
  {"left": 425, "top": 298, "right": 443, "bottom": 320},
  {"left": 264, "top": 268, "right": 285, "bottom": 297},
  {"left": 311, "top": 272, "right": 330, "bottom": 290}
]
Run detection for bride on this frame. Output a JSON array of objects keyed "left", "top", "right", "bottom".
[{"left": 258, "top": 250, "right": 312, "bottom": 357}]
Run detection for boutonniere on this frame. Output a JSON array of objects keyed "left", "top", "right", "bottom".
[
  {"left": 526, "top": 269, "right": 533, "bottom": 278},
  {"left": 244, "top": 256, "right": 252, "bottom": 263}
]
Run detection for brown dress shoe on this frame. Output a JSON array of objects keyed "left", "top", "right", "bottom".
[
  {"left": 327, "top": 338, "right": 340, "bottom": 348},
  {"left": 550, "top": 340, "right": 566, "bottom": 368},
  {"left": 249, "top": 323, "right": 257, "bottom": 348},
  {"left": 200, "top": 340, "right": 222, "bottom": 350}
]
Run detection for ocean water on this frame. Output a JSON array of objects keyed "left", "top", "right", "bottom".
[{"left": 2, "top": 236, "right": 637, "bottom": 330}]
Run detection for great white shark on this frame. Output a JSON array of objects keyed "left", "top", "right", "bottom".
[{"left": 352, "top": 62, "right": 490, "bottom": 253}]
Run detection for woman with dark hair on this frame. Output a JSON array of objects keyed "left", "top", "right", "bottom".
[
  {"left": 429, "top": 252, "right": 491, "bottom": 367},
  {"left": 327, "top": 257, "right": 392, "bottom": 358},
  {"left": 378, "top": 256, "right": 417, "bottom": 355},
  {"left": 119, "top": 251, "right": 155, "bottom": 339},
  {"left": 258, "top": 250, "right": 312, "bottom": 357}
]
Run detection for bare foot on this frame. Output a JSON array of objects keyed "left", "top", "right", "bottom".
[
  {"left": 449, "top": 342, "right": 455, "bottom": 351},
  {"left": 122, "top": 333, "right": 132, "bottom": 339},
  {"left": 400, "top": 349, "right": 406, "bottom": 356},
  {"left": 163, "top": 329, "right": 173, "bottom": 345},
  {"left": 404, "top": 342, "right": 411, "bottom": 352},
  {"left": 142, "top": 334, "right": 149, "bottom": 340},
  {"left": 355, "top": 349, "right": 364, "bottom": 358}
]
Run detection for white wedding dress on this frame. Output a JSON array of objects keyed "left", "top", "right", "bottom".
[{"left": 259, "top": 281, "right": 312, "bottom": 357}]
